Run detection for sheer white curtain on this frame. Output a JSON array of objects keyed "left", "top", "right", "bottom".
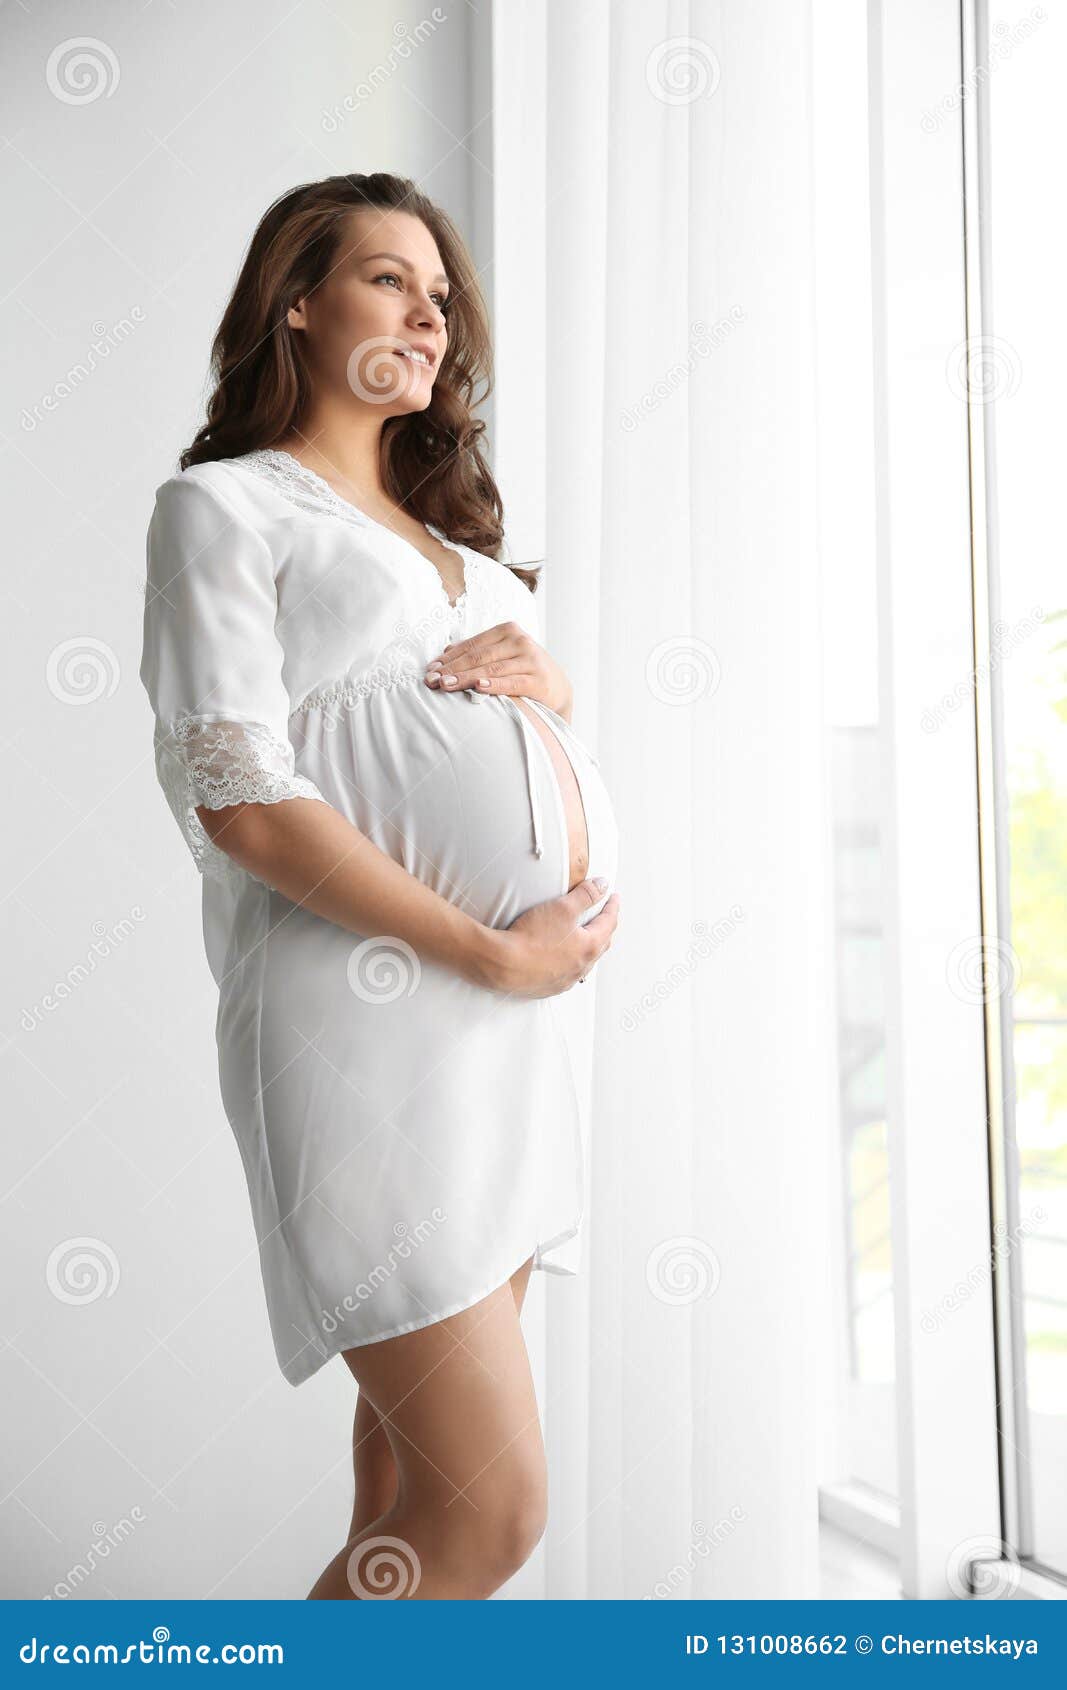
[{"left": 492, "top": 0, "right": 834, "bottom": 1599}]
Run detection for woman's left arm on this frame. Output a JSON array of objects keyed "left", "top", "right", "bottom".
[{"left": 424, "top": 622, "right": 574, "bottom": 720}]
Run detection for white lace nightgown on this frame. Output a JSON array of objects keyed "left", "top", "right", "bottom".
[{"left": 139, "top": 448, "right": 619, "bottom": 1386}]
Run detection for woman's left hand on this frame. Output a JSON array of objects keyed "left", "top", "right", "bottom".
[{"left": 424, "top": 622, "right": 574, "bottom": 720}]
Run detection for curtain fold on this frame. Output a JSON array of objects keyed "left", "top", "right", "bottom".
[{"left": 495, "top": 0, "right": 832, "bottom": 1598}]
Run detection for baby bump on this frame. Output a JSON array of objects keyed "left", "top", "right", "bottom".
[
  {"left": 459, "top": 691, "right": 618, "bottom": 929},
  {"left": 293, "top": 680, "right": 619, "bottom": 932}
]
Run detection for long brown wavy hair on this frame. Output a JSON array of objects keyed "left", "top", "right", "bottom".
[{"left": 180, "top": 172, "right": 538, "bottom": 592}]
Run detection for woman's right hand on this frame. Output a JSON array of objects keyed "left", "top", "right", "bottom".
[{"left": 482, "top": 879, "right": 621, "bottom": 999}]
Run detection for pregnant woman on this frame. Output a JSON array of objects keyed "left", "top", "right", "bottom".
[{"left": 139, "top": 172, "right": 621, "bottom": 1600}]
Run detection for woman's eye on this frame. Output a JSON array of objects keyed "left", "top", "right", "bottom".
[{"left": 371, "top": 273, "right": 450, "bottom": 314}]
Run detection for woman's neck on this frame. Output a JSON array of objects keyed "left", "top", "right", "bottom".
[{"left": 275, "top": 407, "right": 386, "bottom": 502}]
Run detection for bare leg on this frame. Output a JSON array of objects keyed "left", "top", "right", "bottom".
[
  {"left": 347, "top": 1254, "right": 535, "bottom": 1538},
  {"left": 308, "top": 1255, "right": 543, "bottom": 1599}
]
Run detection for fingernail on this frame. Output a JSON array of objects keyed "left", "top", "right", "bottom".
[
  {"left": 593, "top": 877, "right": 608, "bottom": 890},
  {"left": 427, "top": 659, "right": 442, "bottom": 671},
  {"left": 443, "top": 674, "right": 458, "bottom": 687}
]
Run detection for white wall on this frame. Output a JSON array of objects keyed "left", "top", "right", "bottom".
[{"left": 2, "top": 0, "right": 495, "bottom": 1599}]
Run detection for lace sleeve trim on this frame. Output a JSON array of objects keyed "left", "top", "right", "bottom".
[{"left": 156, "top": 715, "right": 330, "bottom": 883}]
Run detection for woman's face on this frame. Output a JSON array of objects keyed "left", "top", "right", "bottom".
[{"left": 287, "top": 207, "right": 450, "bottom": 416}]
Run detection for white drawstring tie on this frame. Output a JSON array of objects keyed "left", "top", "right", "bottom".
[{"left": 464, "top": 687, "right": 598, "bottom": 861}]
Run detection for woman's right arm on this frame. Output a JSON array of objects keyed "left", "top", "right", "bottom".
[{"left": 196, "top": 796, "right": 619, "bottom": 998}]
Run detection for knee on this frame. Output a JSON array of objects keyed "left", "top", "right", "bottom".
[
  {"left": 459, "top": 1467, "right": 548, "bottom": 1590},
  {"left": 490, "top": 1485, "right": 548, "bottom": 1576}
]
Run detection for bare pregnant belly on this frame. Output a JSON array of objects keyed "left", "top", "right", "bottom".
[
  {"left": 293, "top": 680, "right": 619, "bottom": 932},
  {"left": 512, "top": 698, "right": 590, "bottom": 890}
]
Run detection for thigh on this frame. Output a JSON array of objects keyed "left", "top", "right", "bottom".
[
  {"left": 352, "top": 1254, "right": 535, "bottom": 1484},
  {"left": 342, "top": 1273, "right": 544, "bottom": 1514},
  {"left": 353, "top": 1255, "right": 535, "bottom": 1454}
]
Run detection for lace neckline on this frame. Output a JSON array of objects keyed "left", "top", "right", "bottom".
[{"left": 234, "top": 447, "right": 473, "bottom": 614}]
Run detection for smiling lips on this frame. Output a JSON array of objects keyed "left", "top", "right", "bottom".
[{"left": 396, "top": 344, "right": 435, "bottom": 369}]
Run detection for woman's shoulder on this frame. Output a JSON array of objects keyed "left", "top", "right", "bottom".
[
  {"left": 152, "top": 454, "right": 263, "bottom": 504},
  {"left": 150, "top": 455, "right": 288, "bottom": 542}
]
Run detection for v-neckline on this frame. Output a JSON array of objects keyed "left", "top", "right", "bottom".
[{"left": 240, "top": 447, "right": 473, "bottom": 613}]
